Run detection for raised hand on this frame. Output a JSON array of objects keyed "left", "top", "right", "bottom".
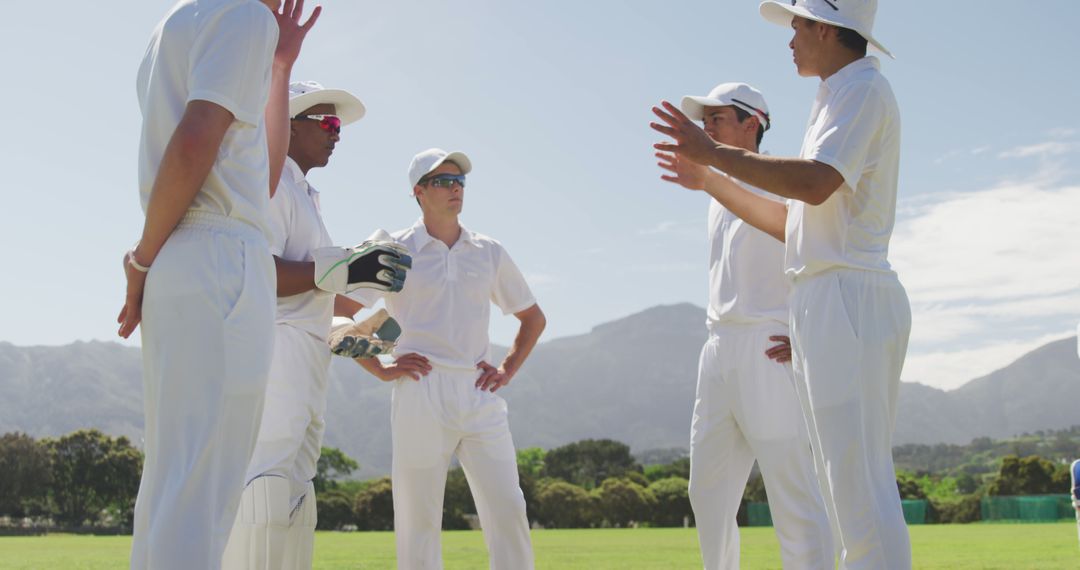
[
  {"left": 656, "top": 150, "right": 710, "bottom": 191},
  {"left": 272, "top": 0, "right": 321, "bottom": 68},
  {"left": 651, "top": 100, "right": 721, "bottom": 168}
]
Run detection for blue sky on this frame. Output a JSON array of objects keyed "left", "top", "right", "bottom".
[{"left": 2, "top": 1, "right": 1078, "bottom": 391}]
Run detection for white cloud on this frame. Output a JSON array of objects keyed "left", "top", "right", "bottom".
[
  {"left": 903, "top": 330, "right": 1075, "bottom": 391},
  {"left": 892, "top": 177, "right": 1080, "bottom": 389},
  {"left": 1046, "top": 127, "right": 1077, "bottom": 139},
  {"left": 997, "top": 141, "right": 1077, "bottom": 159}
]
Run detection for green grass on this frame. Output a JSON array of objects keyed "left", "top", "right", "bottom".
[{"left": 1, "top": 523, "right": 1078, "bottom": 569}]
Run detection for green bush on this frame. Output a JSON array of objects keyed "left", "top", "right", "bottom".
[
  {"left": 929, "top": 495, "right": 982, "bottom": 524},
  {"left": 316, "top": 488, "right": 357, "bottom": 530},
  {"left": 647, "top": 477, "right": 692, "bottom": 527},
  {"left": 353, "top": 477, "right": 394, "bottom": 531},
  {"left": 536, "top": 481, "right": 595, "bottom": 528},
  {"left": 594, "top": 478, "right": 656, "bottom": 527}
]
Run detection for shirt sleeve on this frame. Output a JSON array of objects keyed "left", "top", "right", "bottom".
[
  {"left": 345, "top": 287, "right": 385, "bottom": 308},
  {"left": 491, "top": 246, "right": 536, "bottom": 315},
  {"left": 266, "top": 182, "right": 291, "bottom": 257},
  {"left": 187, "top": 2, "right": 278, "bottom": 126},
  {"left": 803, "top": 80, "right": 887, "bottom": 192}
]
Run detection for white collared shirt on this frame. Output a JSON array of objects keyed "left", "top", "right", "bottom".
[
  {"left": 136, "top": 0, "right": 278, "bottom": 238},
  {"left": 707, "top": 178, "right": 789, "bottom": 330},
  {"left": 268, "top": 157, "right": 335, "bottom": 340},
  {"left": 785, "top": 56, "right": 902, "bottom": 278},
  {"left": 349, "top": 219, "right": 536, "bottom": 370}
]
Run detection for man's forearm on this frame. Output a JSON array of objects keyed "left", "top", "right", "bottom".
[
  {"left": 135, "top": 102, "right": 233, "bottom": 265},
  {"left": 706, "top": 145, "right": 842, "bottom": 206},
  {"left": 355, "top": 356, "right": 385, "bottom": 378},
  {"left": 274, "top": 256, "right": 317, "bottom": 296},
  {"left": 265, "top": 61, "right": 292, "bottom": 198},
  {"left": 500, "top": 305, "right": 546, "bottom": 377},
  {"left": 702, "top": 171, "right": 788, "bottom": 242}
]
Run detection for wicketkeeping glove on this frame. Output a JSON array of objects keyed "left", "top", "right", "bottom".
[
  {"left": 313, "top": 238, "right": 411, "bottom": 295},
  {"left": 328, "top": 310, "right": 403, "bottom": 359}
]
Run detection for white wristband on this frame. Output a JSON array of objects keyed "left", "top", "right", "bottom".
[{"left": 128, "top": 250, "right": 151, "bottom": 273}]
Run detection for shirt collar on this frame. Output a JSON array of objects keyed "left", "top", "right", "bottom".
[
  {"left": 407, "top": 218, "right": 482, "bottom": 251},
  {"left": 283, "top": 156, "right": 305, "bottom": 185},
  {"left": 823, "top": 56, "right": 879, "bottom": 93}
]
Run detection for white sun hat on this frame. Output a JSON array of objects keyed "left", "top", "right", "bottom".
[
  {"left": 288, "top": 81, "right": 366, "bottom": 125},
  {"left": 759, "top": 0, "right": 892, "bottom": 59},
  {"left": 407, "top": 148, "right": 473, "bottom": 193},
  {"left": 681, "top": 82, "right": 771, "bottom": 131}
]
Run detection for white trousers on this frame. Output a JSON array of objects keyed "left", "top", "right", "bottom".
[
  {"left": 789, "top": 269, "right": 912, "bottom": 570},
  {"left": 245, "top": 324, "right": 331, "bottom": 504},
  {"left": 222, "top": 324, "right": 331, "bottom": 569},
  {"left": 391, "top": 366, "right": 533, "bottom": 570},
  {"left": 130, "top": 212, "right": 276, "bottom": 570},
  {"left": 689, "top": 322, "right": 833, "bottom": 570}
]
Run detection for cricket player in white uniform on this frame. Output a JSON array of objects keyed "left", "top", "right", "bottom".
[
  {"left": 652, "top": 1, "right": 911, "bottom": 568},
  {"left": 122, "top": 2, "right": 320, "bottom": 569},
  {"left": 221, "top": 81, "right": 406, "bottom": 570},
  {"left": 661, "top": 83, "right": 833, "bottom": 569},
  {"left": 338, "top": 149, "right": 546, "bottom": 570}
]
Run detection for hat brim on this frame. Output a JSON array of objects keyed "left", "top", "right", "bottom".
[
  {"left": 759, "top": 1, "right": 893, "bottom": 59},
  {"left": 430, "top": 151, "right": 472, "bottom": 176},
  {"left": 680, "top": 96, "right": 723, "bottom": 121},
  {"left": 289, "top": 89, "right": 367, "bottom": 124}
]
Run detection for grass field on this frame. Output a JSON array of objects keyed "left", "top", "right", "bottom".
[{"left": 1, "top": 523, "right": 1078, "bottom": 569}]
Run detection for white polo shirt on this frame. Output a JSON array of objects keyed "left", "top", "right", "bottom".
[
  {"left": 136, "top": 0, "right": 278, "bottom": 238},
  {"left": 706, "top": 178, "right": 789, "bottom": 331},
  {"left": 350, "top": 220, "right": 536, "bottom": 370},
  {"left": 785, "top": 56, "right": 901, "bottom": 279},
  {"left": 268, "top": 157, "right": 335, "bottom": 340}
]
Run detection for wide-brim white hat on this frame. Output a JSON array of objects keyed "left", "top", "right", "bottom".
[
  {"left": 408, "top": 148, "right": 472, "bottom": 193},
  {"left": 760, "top": 0, "right": 892, "bottom": 59},
  {"left": 288, "top": 81, "right": 366, "bottom": 124}
]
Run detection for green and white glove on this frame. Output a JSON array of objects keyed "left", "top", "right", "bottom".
[{"left": 313, "top": 237, "right": 411, "bottom": 295}]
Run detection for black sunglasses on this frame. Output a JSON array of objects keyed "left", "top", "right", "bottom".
[{"left": 421, "top": 174, "right": 466, "bottom": 189}]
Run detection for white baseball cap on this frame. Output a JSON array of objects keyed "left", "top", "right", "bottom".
[
  {"left": 759, "top": 0, "right": 892, "bottom": 59},
  {"left": 408, "top": 148, "right": 472, "bottom": 192},
  {"left": 681, "top": 83, "right": 771, "bottom": 131},
  {"left": 288, "top": 81, "right": 366, "bottom": 124}
]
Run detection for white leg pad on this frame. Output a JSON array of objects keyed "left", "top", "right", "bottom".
[
  {"left": 221, "top": 476, "right": 291, "bottom": 570},
  {"left": 282, "top": 482, "right": 318, "bottom": 570}
]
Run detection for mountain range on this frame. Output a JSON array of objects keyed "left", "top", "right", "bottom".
[{"left": 2, "top": 304, "right": 1077, "bottom": 478}]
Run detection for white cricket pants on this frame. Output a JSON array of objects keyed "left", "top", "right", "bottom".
[
  {"left": 244, "top": 323, "right": 330, "bottom": 504},
  {"left": 222, "top": 323, "right": 331, "bottom": 569},
  {"left": 130, "top": 211, "right": 275, "bottom": 570},
  {"left": 789, "top": 269, "right": 912, "bottom": 570},
  {"left": 689, "top": 322, "right": 833, "bottom": 570},
  {"left": 391, "top": 365, "right": 533, "bottom": 570}
]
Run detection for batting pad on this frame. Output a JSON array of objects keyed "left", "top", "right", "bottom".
[{"left": 221, "top": 476, "right": 291, "bottom": 570}]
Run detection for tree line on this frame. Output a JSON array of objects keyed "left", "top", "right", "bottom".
[{"left": 2, "top": 430, "right": 1078, "bottom": 532}]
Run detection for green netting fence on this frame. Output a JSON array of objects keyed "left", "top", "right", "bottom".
[
  {"left": 745, "top": 499, "right": 929, "bottom": 526},
  {"left": 980, "top": 495, "right": 1075, "bottom": 523},
  {"left": 901, "top": 499, "right": 928, "bottom": 524},
  {"left": 746, "top": 502, "right": 773, "bottom": 527},
  {"left": 744, "top": 496, "right": 1076, "bottom": 526}
]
